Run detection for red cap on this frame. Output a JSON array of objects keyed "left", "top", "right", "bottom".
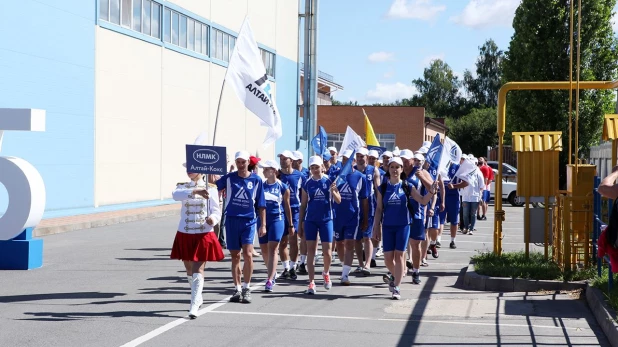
[{"left": 249, "top": 156, "right": 261, "bottom": 166}]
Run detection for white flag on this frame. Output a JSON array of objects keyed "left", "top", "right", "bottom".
[
  {"left": 225, "top": 17, "right": 282, "bottom": 146},
  {"left": 439, "top": 137, "right": 463, "bottom": 177},
  {"left": 339, "top": 126, "right": 366, "bottom": 153},
  {"left": 455, "top": 158, "right": 478, "bottom": 183}
]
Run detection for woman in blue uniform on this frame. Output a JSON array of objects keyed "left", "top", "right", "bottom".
[
  {"left": 299, "top": 156, "right": 342, "bottom": 294},
  {"left": 373, "top": 157, "right": 436, "bottom": 300},
  {"left": 257, "top": 160, "right": 293, "bottom": 293}
]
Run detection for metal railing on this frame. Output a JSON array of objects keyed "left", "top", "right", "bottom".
[
  {"left": 593, "top": 176, "right": 614, "bottom": 292},
  {"left": 299, "top": 63, "right": 334, "bottom": 82}
]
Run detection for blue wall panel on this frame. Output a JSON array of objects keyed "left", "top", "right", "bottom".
[
  {"left": 0, "top": 0, "right": 96, "bottom": 212},
  {"left": 273, "top": 55, "right": 303, "bottom": 155}
]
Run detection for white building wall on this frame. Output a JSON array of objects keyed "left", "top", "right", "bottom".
[{"left": 94, "top": 0, "right": 298, "bottom": 207}]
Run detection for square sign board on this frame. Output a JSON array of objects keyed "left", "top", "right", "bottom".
[{"left": 185, "top": 145, "right": 227, "bottom": 175}]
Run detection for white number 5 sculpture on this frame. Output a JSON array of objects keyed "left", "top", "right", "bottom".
[{"left": 0, "top": 108, "right": 46, "bottom": 270}]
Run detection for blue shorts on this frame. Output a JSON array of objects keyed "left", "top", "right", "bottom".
[
  {"left": 285, "top": 207, "right": 300, "bottom": 235},
  {"left": 334, "top": 220, "right": 359, "bottom": 242},
  {"left": 445, "top": 194, "right": 460, "bottom": 225},
  {"left": 409, "top": 219, "right": 426, "bottom": 241},
  {"left": 358, "top": 217, "right": 374, "bottom": 239},
  {"left": 438, "top": 208, "right": 447, "bottom": 225},
  {"left": 482, "top": 190, "right": 491, "bottom": 202},
  {"left": 225, "top": 216, "right": 257, "bottom": 251},
  {"left": 304, "top": 220, "right": 334, "bottom": 242},
  {"left": 425, "top": 210, "right": 439, "bottom": 229},
  {"left": 258, "top": 217, "right": 285, "bottom": 244},
  {"left": 382, "top": 225, "right": 410, "bottom": 252}
]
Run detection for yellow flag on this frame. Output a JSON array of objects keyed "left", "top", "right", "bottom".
[{"left": 363, "top": 108, "right": 380, "bottom": 146}]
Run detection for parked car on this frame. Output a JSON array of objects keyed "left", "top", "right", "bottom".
[
  {"left": 487, "top": 161, "right": 517, "bottom": 182},
  {"left": 489, "top": 169, "right": 524, "bottom": 207}
]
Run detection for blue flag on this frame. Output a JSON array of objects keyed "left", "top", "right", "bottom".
[
  {"left": 336, "top": 149, "right": 356, "bottom": 186},
  {"left": 425, "top": 134, "right": 443, "bottom": 180},
  {"left": 367, "top": 145, "right": 387, "bottom": 156},
  {"left": 311, "top": 126, "right": 327, "bottom": 156}
]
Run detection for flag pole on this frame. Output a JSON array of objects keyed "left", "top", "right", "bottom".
[{"left": 211, "top": 80, "right": 226, "bottom": 146}]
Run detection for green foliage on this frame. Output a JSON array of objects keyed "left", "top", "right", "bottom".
[
  {"left": 591, "top": 267, "right": 618, "bottom": 312},
  {"left": 411, "top": 59, "right": 469, "bottom": 118},
  {"left": 446, "top": 107, "right": 498, "bottom": 156},
  {"left": 502, "top": 0, "right": 618, "bottom": 180},
  {"left": 463, "top": 39, "right": 504, "bottom": 108}
]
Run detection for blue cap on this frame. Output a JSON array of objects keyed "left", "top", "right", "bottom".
[{"left": 322, "top": 152, "right": 332, "bottom": 161}]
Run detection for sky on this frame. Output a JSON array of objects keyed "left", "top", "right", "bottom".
[{"left": 316, "top": 0, "right": 618, "bottom": 105}]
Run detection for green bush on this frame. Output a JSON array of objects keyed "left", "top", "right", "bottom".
[
  {"left": 471, "top": 251, "right": 595, "bottom": 281},
  {"left": 591, "top": 267, "right": 618, "bottom": 312}
]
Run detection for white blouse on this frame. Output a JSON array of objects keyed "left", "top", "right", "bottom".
[{"left": 172, "top": 179, "right": 221, "bottom": 234}]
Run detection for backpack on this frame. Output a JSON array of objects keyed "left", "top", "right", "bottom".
[
  {"left": 379, "top": 180, "right": 415, "bottom": 217},
  {"left": 606, "top": 200, "right": 618, "bottom": 248}
]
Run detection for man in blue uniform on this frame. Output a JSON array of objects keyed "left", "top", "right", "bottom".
[
  {"left": 354, "top": 147, "right": 381, "bottom": 274},
  {"left": 216, "top": 150, "right": 266, "bottom": 304}
]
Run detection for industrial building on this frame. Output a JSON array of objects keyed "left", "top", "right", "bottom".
[{"left": 0, "top": 0, "right": 302, "bottom": 216}]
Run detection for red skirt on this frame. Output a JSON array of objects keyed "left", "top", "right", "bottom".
[{"left": 170, "top": 231, "right": 224, "bottom": 262}]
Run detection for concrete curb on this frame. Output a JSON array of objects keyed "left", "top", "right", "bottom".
[
  {"left": 586, "top": 284, "right": 618, "bottom": 347},
  {"left": 463, "top": 263, "right": 587, "bottom": 292},
  {"left": 33, "top": 206, "right": 180, "bottom": 237}
]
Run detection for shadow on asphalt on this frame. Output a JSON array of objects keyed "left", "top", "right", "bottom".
[
  {"left": 0, "top": 292, "right": 126, "bottom": 303},
  {"left": 20, "top": 309, "right": 183, "bottom": 321}
]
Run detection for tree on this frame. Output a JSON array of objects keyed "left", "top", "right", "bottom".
[
  {"left": 463, "top": 39, "right": 504, "bottom": 108},
  {"left": 502, "top": 0, "right": 618, "bottom": 181},
  {"left": 412, "top": 59, "right": 470, "bottom": 118},
  {"left": 447, "top": 108, "right": 498, "bottom": 157}
]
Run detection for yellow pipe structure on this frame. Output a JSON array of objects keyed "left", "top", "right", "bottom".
[{"left": 494, "top": 80, "right": 618, "bottom": 254}]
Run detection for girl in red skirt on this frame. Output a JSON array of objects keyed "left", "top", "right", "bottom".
[{"left": 171, "top": 168, "right": 223, "bottom": 319}]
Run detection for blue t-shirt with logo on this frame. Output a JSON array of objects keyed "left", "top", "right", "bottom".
[
  {"left": 327, "top": 162, "right": 341, "bottom": 180},
  {"left": 216, "top": 172, "right": 266, "bottom": 219},
  {"left": 263, "top": 180, "right": 288, "bottom": 219},
  {"left": 334, "top": 170, "right": 368, "bottom": 225},
  {"left": 444, "top": 163, "right": 462, "bottom": 197},
  {"left": 405, "top": 167, "right": 426, "bottom": 220},
  {"left": 303, "top": 176, "right": 335, "bottom": 222},
  {"left": 381, "top": 181, "right": 412, "bottom": 227},
  {"left": 355, "top": 165, "right": 377, "bottom": 219},
  {"left": 279, "top": 170, "right": 306, "bottom": 209}
]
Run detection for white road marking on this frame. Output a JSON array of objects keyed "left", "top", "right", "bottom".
[
  {"left": 119, "top": 281, "right": 265, "bottom": 347},
  {"left": 210, "top": 310, "right": 589, "bottom": 331}
]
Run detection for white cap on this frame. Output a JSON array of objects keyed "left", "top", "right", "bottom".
[
  {"left": 422, "top": 141, "right": 431, "bottom": 147},
  {"left": 278, "top": 150, "right": 298, "bottom": 161},
  {"left": 399, "top": 149, "right": 414, "bottom": 159},
  {"left": 388, "top": 157, "right": 404, "bottom": 167},
  {"left": 472, "top": 157, "right": 478, "bottom": 164},
  {"left": 235, "top": 150, "right": 250, "bottom": 161},
  {"left": 368, "top": 149, "right": 379, "bottom": 158},
  {"left": 308, "top": 155, "right": 323, "bottom": 167},
  {"left": 416, "top": 146, "right": 429, "bottom": 155},
  {"left": 328, "top": 146, "right": 338, "bottom": 153},
  {"left": 292, "top": 150, "right": 304, "bottom": 161},
  {"left": 357, "top": 147, "right": 369, "bottom": 156},
  {"left": 382, "top": 151, "right": 393, "bottom": 158},
  {"left": 342, "top": 149, "right": 353, "bottom": 158},
  {"left": 259, "top": 159, "right": 280, "bottom": 170},
  {"left": 392, "top": 149, "right": 401, "bottom": 157},
  {"left": 413, "top": 153, "right": 425, "bottom": 161}
]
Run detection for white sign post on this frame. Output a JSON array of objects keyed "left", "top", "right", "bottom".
[{"left": 0, "top": 108, "right": 46, "bottom": 270}]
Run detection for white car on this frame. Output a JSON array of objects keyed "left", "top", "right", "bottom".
[{"left": 489, "top": 169, "right": 523, "bottom": 206}]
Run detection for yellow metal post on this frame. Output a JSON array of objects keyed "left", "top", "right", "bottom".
[{"left": 495, "top": 81, "right": 618, "bottom": 255}]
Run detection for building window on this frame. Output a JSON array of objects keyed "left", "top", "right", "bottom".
[
  {"left": 212, "top": 29, "right": 236, "bottom": 62},
  {"left": 376, "top": 134, "right": 396, "bottom": 151},
  {"left": 99, "top": 0, "right": 162, "bottom": 39},
  {"left": 261, "top": 49, "right": 275, "bottom": 77},
  {"left": 326, "top": 133, "right": 345, "bottom": 151},
  {"left": 163, "top": 8, "right": 209, "bottom": 55}
]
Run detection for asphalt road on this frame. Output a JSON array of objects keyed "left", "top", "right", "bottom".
[{"left": 0, "top": 204, "right": 610, "bottom": 347}]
